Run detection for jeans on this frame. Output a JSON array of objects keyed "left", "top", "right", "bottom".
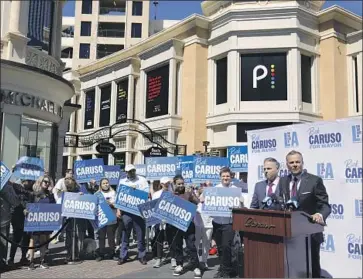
[
  {"left": 152, "top": 226, "right": 166, "bottom": 259},
  {"left": 213, "top": 222, "right": 235, "bottom": 274},
  {"left": 120, "top": 213, "right": 146, "bottom": 260},
  {"left": 171, "top": 223, "right": 199, "bottom": 268},
  {"left": 195, "top": 226, "right": 213, "bottom": 263}
]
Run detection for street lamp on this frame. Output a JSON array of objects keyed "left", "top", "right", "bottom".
[{"left": 202, "top": 141, "right": 210, "bottom": 153}]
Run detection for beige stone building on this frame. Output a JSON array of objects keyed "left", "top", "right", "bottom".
[{"left": 62, "top": 0, "right": 362, "bottom": 172}]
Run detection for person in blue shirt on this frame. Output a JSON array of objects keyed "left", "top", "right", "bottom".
[{"left": 116, "top": 164, "right": 149, "bottom": 266}]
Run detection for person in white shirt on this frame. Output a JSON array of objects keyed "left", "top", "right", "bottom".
[
  {"left": 95, "top": 178, "right": 117, "bottom": 261},
  {"left": 52, "top": 169, "right": 73, "bottom": 204},
  {"left": 151, "top": 177, "right": 170, "bottom": 268},
  {"left": 200, "top": 167, "right": 244, "bottom": 278},
  {"left": 116, "top": 164, "right": 149, "bottom": 266},
  {"left": 194, "top": 186, "right": 213, "bottom": 270},
  {"left": 250, "top": 157, "right": 280, "bottom": 209},
  {"left": 118, "top": 164, "right": 149, "bottom": 193}
]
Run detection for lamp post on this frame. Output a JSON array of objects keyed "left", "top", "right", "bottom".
[{"left": 202, "top": 141, "right": 210, "bottom": 154}]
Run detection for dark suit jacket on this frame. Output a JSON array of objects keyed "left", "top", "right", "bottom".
[
  {"left": 277, "top": 172, "right": 331, "bottom": 243},
  {"left": 250, "top": 180, "right": 280, "bottom": 209}
]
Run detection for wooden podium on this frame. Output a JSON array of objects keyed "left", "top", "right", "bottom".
[{"left": 232, "top": 208, "right": 324, "bottom": 278}]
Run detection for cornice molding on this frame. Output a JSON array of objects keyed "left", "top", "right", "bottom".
[{"left": 80, "top": 57, "right": 140, "bottom": 82}]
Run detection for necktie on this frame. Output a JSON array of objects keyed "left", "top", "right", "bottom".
[
  {"left": 291, "top": 177, "right": 298, "bottom": 197},
  {"left": 267, "top": 182, "right": 273, "bottom": 196}
]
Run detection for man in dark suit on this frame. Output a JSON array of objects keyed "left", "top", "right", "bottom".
[
  {"left": 250, "top": 157, "right": 280, "bottom": 209},
  {"left": 278, "top": 150, "right": 331, "bottom": 278}
]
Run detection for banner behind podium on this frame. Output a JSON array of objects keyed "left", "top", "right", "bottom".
[{"left": 246, "top": 117, "right": 362, "bottom": 278}]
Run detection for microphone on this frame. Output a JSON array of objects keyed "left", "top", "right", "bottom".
[
  {"left": 261, "top": 196, "right": 272, "bottom": 209},
  {"left": 286, "top": 197, "right": 299, "bottom": 211},
  {"left": 269, "top": 194, "right": 284, "bottom": 210}
]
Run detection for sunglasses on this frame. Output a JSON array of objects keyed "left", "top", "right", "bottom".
[{"left": 43, "top": 180, "right": 50, "bottom": 184}]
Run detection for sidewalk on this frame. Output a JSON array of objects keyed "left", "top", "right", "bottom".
[{"left": 1, "top": 241, "right": 220, "bottom": 278}]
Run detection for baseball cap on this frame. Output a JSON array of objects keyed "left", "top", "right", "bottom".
[
  {"left": 124, "top": 164, "right": 136, "bottom": 172},
  {"left": 160, "top": 177, "right": 171, "bottom": 184}
]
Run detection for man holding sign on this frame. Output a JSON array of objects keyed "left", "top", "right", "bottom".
[
  {"left": 116, "top": 164, "right": 149, "bottom": 266},
  {"left": 200, "top": 167, "right": 244, "bottom": 278}
]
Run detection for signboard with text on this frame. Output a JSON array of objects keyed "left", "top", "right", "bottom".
[
  {"left": 12, "top": 156, "right": 44, "bottom": 181},
  {"left": 114, "top": 185, "right": 148, "bottom": 216},
  {"left": 73, "top": 158, "right": 105, "bottom": 183},
  {"left": 202, "top": 187, "right": 241, "bottom": 217},
  {"left": 24, "top": 203, "right": 62, "bottom": 232},
  {"left": 1, "top": 162, "right": 12, "bottom": 191},
  {"left": 61, "top": 192, "right": 98, "bottom": 220},
  {"left": 227, "top": 146, "right": 248, "bottom": 172},
  {"left": 153, "top": 192, "right": 197, "bottom": 232},
  {"left": 145, "top": 157, "right": 178, "bottom": 179}
]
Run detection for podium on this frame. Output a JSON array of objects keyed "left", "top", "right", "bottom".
[{"left": 232, "top": 208, "right": 324, "bottom": 278}]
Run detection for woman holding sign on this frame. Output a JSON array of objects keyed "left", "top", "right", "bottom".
[
  {"left": 95, "top": 178, "right": 117, "bottom": 261},
  {"left": 27, "top": 176, "right": 55, "bottom": 270}
]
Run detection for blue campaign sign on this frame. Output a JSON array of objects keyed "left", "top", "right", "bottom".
[
  {"left": 24, "top": 203, "right": 62, "bottom": 232},
  {"left": 135, "top": 164, "right": 146, "bottom": 177},
  {"left": 177, "top": 156, "right": 195, "bottom": 183},
  {"left": 145, "top": 157, "right": 178, "bottom": 179},
  {"left": 74, "top": 158, "right": 105, "bottom": 183},
  {"left": 202, "top": 187, "right": 241, "bottom": 217},
  {"left": 104, "top": 165, "right": 121, "bottom": 185},
  {"left": 94, "top": 193, "right": 117, "bottom": 229},
  {"left": 193, "top": 157, "right": 229, "bottom": 182},
  {"left": 12, "top": 156, "right": 44, "bottom": 181},
  {"left": 114, "top": 184, "right": 148, "bottom": 216},
  {"left": 153, "top": 192, "right": 197, "bottom": 232},
  {"left": 0, "top": 162, "right": 12, "bottom": 191},
  {"left": 138, "top": 199, "right": 161, "bottom": 227},
  {"left": 61, "top": 192, "right": 98, "bottom": 220},
  {"left": 227, "top": 146, "right": 248, "bottom": 172}
]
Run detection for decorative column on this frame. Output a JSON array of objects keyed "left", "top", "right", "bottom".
[
  {"left": 55, "top": 104, "right": 80, "bottom": 180},
  {"left": 168, "top": 58, "right": 177, "bottom": 115},
  {"left": 6, "top": 1, "right": 30, "bottom": 62}
]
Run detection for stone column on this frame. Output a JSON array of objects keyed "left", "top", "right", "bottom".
[{"left": 55, "top": 104, "right": 80, "bottom": 180}]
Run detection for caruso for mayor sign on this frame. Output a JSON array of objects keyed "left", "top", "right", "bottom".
[{"left": 0, "top": 89, "right": 63, "bottom": 117}]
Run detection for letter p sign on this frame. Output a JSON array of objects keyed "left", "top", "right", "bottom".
[{"left": 253, "top": 65, "right": 268, "bottom": 89}]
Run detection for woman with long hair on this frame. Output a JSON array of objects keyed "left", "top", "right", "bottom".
[
  {"left": 95, "top": 178, "right": 117, "bottom": 261},
  {"left": 27, "top": 176, "right": 55, "bottom": 270}
]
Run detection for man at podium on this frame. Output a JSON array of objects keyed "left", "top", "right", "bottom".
[
  {"left": 250, "top": 157, "right": 280, "bottom": 209},
  {"left": 278, "top": 150, "right": 331, "bottom": 278}
]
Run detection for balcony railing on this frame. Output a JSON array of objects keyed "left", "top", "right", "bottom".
[
  {"left": 98, "top": 29, "right": 125, "bottom": 38},
  {"left": 99, "top": 7, "right": 126, "bottom": 15},
  {"left": 25, "top": 46, "right": 63, "bottom": 75}
]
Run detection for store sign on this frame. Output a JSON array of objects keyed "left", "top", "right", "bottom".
[
  {"left": 0, "top": 89, "right": 63, "bottom": 117},
  {"left": 241, "top": 53, "right": 287, "bottom": 101},
  {"left": 144, "top": 146, "right": 167, "bottom": 157},
  {"left": 96, "top": 142, "right": 116, "bottom": 154}
]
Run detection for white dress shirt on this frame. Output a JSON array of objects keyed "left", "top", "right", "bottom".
[{"left": 289, "top": 174, "right": 302, "bottom": 193}]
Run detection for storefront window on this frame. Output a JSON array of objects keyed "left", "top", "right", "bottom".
[{"left": 19, "top": 117, "right": 54, "bottom": 172}]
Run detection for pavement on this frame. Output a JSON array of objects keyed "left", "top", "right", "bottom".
[{"left": 1, "top": 240, "right": 221, "bottom": 278}]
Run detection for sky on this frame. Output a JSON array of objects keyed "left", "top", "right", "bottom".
[{"left": 63, "top": 1, "right": 363, "bottom": 19}]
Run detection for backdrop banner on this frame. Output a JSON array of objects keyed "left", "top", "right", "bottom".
[{"left": 246, "top": 116, "right": 362, "bottom": 278}]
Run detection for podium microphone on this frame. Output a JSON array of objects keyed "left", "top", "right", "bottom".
[
  {"left": 261, "top": 196, "right": 272, "bottom": 209},
  {"left": 286, "top": 197, "right": 299, "bottom": 211}
]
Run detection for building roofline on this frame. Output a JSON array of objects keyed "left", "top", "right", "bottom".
[
  {"left": 77, "top": 14, "right": 210, "bottom": 76},
  {"left": 318, "top": 5, "right": 362, "bottom": 30}
]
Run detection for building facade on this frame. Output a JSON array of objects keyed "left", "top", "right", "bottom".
[
  {"left": 62, "top": 0, "right": 362, "bottom": 172},
  {"left": 0, "top": 0, "right": 77, "bottom": 179}
]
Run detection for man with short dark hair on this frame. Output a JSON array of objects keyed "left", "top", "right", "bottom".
[
  {"left": 250, "top": 157, "right": 280, "bottom": 209},
  {"left": 278, "top": 150, "right": 331, "bottom": 278}
]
